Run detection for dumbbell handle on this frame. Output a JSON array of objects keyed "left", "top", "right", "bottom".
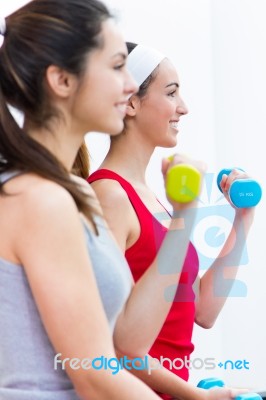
[
  {"left": 166, "top": 163, "right": 201, "bottom": 203},
  {"left": 197, "top": 378, "right": 262, "bottom": 400},
  {"left": 217, "top": 168, "right": 262, "bottom": 208}
]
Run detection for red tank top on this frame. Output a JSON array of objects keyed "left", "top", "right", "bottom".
[{"left": 88, "top": 169, "right": 199, "bottom": 397}]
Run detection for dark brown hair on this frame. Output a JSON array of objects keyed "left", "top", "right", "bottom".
[{"left": 0, "top": 0, "right": 111, "bottom": 224}]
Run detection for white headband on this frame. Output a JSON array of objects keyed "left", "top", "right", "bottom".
[
  {"left": 127, "top": 44, "right": 165, "bottom": 86},
  {"left": 0, "top": 17, "right": 6, "bottom": 36}
]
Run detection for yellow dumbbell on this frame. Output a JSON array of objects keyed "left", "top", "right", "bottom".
[{"left": 166, "top": 158, "right": 201, "bottom": 203}]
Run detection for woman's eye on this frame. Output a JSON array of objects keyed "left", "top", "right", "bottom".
[
  {"left": 168, "top": 90, "right": 177, "bottom": 97},
  {"left": 114, "top": 63, "right": 125, "bottom": 70}
]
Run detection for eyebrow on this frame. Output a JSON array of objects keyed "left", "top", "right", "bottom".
[
  {"left": 112, "top": 52, "right": 127, "bottom": 60},
  {"left": 165, "top": 82, "right": 180, "bottom": 88}
]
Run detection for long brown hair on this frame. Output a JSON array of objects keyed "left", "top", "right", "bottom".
[
  {"left": 0, "top": 0, "right": 111, "bottom": 224},
  {"left": 72, "top": 142, "right": 90, "bottom": 179}
]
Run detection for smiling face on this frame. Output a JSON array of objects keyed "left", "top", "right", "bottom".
[
  {"left": 133, "top": 58, "right": 188, "bottom": 148},
  {"left": 71, "top": 19, "right": 138, "bottom": 136}
]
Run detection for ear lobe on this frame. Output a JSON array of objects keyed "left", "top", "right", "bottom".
[
  {"left": 46, "top": 65, "right": 76, "bottom": 98},
  {"left": 126, "top": 103, "right": 135, "bottom": 117},
  {"left": 125, "top": 94, "right": 139, "bottom": 117}
]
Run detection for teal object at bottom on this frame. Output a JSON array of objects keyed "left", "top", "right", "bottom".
[
  {"left": 236, "top": 394, "right": 263, "bottom": 400},
  {"left": 197, "top": 377, "right": 224, "bottom": 389},
  {"left": 197, "top": 378, "right": 263, "bottom": 400}
]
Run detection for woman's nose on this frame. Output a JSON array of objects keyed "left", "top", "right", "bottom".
[
  {"left": 177, "top": 97, "right": 189, "bottom": 115},
  {"left": 125, "top": 69, "right": 139, "bottom": 97}
]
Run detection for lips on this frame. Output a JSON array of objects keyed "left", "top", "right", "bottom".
[{"left": 115, "top": 102, "right": 127, "bottom": 116}]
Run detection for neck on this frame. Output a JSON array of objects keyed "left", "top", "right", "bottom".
[
  {"left": 26, "top": 121, "right": 84, "bottom": 172},
  {"left": 100, "top": 127, "right": 155, "bottom": 184}
]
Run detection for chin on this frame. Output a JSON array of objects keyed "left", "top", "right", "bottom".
[
  {"left": 162, "top": 139, "right": 178, "bottom": 148},
  {"left": 109, "top": 123, "right": 124, "bottom": 136},
  {"left": 99, "top": 120, "right": 124, "bottom": 136}
]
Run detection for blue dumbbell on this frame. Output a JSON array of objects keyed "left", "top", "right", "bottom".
[
  {"left": 217, "top": 168, "right": 262, "bottom": 208},
  {"left": 197, "top": 378, "right": 262, "bottom": 400},
  {"left": 197, "top": 377, "right": 225, "bottom": 389}
]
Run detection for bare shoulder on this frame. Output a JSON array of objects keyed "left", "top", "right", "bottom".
[
  {"left": 2, "top": 171, "right": 73, "bottom": 205},
  {"left": 90, "top": 178, "right": 139, "bottom": 251},
  {"left": 0, "top": 173, "right": 86, "bottom": 264},
  {"left": 24, "top": 174, "right": 77, "bottom": 214},
  {"left": 90, "top": 178, "right": 132, "bottom": 211},
  {"left": 4, "top": 173, "right": 82, "bottom": 234}
]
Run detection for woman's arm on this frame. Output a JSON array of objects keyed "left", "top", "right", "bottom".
[
  {"left": 15, "top": 179, "right": 161, "bottom": 400},
  {"left": 91, "top": 158, "right": 203, "bottom": 357},
  {"left": 113, "top": 203, "right": 197, "bottom": 357},
  {"left": 195, "top": 170, "right": 255, "bottom": 328},
  {"left": 115, "top": 351, "right": 247, "bottom": 400}
]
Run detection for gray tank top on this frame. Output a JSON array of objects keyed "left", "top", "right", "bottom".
[{"left": 0, "top": 172, "right": 132, "bottom": 399}]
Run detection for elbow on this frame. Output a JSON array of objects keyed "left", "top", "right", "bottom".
[
  {"left": 113, "top": 324, "right": 151, "bottom": 359},
  {"left": 115, "top": 342, "right": 150, "bottom": 360},
  {"left": 195, "top": 314, "right": 215, "bottom": 329},
  {"left": 197, "top": 320, "right": 214, "bottom": 329}
]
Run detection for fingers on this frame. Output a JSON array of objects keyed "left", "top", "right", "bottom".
[
  {"left": 208, "top": 386, "right": 250, "bottom": 400},
  {"left": 229, "top": 388, "right": 249, "bottom": 398},
  {"left": 219, "top": 169, "right": 250, "bottom": 194},
  {"left": 162, "top": 153, "right": 207, "bottom": 175},
  {"left": 161, "top": 154, "right": 187, "bottom": 180}
]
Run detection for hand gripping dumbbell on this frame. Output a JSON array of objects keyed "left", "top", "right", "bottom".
[
  {"left": 217, "top": 168, "right": 262, "bottom": 208},
  {"left": 166, "top": 162, "right": 201, "bottom": 203},
  {"left": 197, "top": 377, "right": 262, "bottom": 400}
]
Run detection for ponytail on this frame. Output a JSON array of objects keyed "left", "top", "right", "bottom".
[
  {"left": 0, "top": 91, "right": 97, "bottom": 227},
  {"left": 72, "top": 142, "right": 90, "bottom": 179}
]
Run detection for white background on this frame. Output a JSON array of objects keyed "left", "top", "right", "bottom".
[{"left": 2, "top": 0, "right": 266, "bottom": 390}]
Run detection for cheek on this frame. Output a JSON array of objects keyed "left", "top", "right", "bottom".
[
  {"left": 88, "top": 74, "right": 114, "bottom": 101},
  {"left": 165, "top": 100, "right": 176, "bottom": 116},
  {"left": 105, "top": 72, "right": 123, "bottom": 93},
  {"left": 154, "top": 99, "right": 175, "bottom": 119}
]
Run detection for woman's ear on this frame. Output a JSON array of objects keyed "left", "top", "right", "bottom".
[
  {"left": 126, "top": 94, "right": 140, "bottom": 117},
  {"left": 45, "top": 65, "right": 77, "bottom": 98}
]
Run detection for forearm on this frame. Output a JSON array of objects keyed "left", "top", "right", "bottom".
[
  {"left": 114, "top": 207, "right": 197, "bottom": 356},
  {"left": 195, "top": 211, "right": 253, "bottom": 327},
  {"left": 116, "top": 354, "right": 202, "bottom": 400},
  {"left": 75, "top": 369, "right": 161, "bottom": 400}
]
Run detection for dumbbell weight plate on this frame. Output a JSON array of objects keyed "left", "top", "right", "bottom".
[
  {"left": 229, "top": 179, "right": 262, "bottom": 208},
  {"left": 166, "top": 163, "right": 201, "bottom": 203}
]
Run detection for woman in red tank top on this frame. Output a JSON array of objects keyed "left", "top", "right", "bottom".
[{"left": 88, "top": 43, "right": 254, "bottom": 399}]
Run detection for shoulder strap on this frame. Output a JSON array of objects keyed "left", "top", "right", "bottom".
[{"left": 88, "top": 169, "right": 152, "bottom": 218}]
